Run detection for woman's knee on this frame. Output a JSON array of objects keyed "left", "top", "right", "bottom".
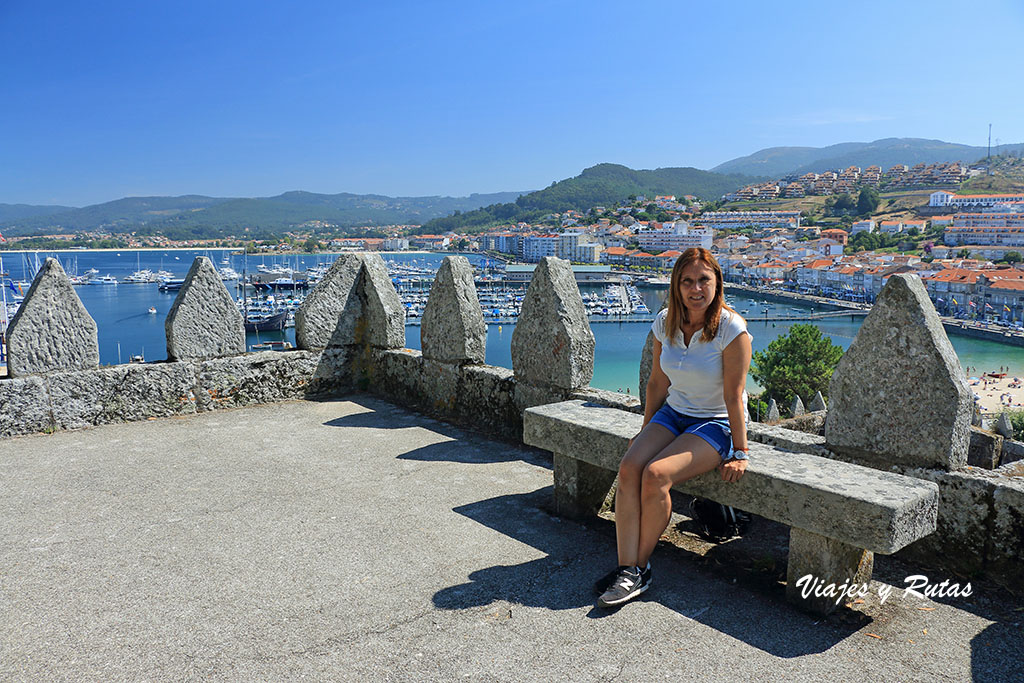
[
  {"left": 618, "top": 455, "right": 645, "bottom": 485},
  {"left": 640, "top": 461, "right": 674, "bottom": 499}
]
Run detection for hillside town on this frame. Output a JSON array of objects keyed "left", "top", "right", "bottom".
[
  {"left": 726, "top": 162, "right": 976, "bottom": 200},
  {"left": 393, "top": 187, "right": 1024, "bottom": 323}
]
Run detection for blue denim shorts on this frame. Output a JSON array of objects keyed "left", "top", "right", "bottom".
[{"left": 649, "top": 403, "right": 743, "bottom": 461}]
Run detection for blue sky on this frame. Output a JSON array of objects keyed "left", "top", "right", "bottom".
[{"left": 2, "top": 0, "right": 1023, "bottom": 207}]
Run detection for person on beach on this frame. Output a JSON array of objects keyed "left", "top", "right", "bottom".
[{"left": 595, "top": 248, "right": 752, "bottom": 608}]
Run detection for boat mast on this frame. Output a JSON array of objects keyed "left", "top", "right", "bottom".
[
  {"left": 0, "top": 256, "right": 8, "bottom": 364},
  {"left": 242, "top": 248, "right": 248, "bottom": 320}
]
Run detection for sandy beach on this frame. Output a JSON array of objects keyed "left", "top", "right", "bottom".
[{"left": 966, "top": 369, "right": 1024, "bottom": 415}]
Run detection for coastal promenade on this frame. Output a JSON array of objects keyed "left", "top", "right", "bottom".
[
  {"left": 726, "top": 282, "right": 1024, "bottom": 348},
  {"left": 2, "top": 397, "right": 1019, "bottom": 681}
]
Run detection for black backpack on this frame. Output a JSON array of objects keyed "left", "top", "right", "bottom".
[{"left": 689, "top": 498, "right": 752, "bottom": 542}]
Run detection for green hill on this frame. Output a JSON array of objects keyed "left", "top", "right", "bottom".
[
  {"left": 0, "top": 191, "right": 527, "bottom": 239},
  {"left": 0, "top": 203, "right": 77, "bottom": 223},
  {"left": 416, "top": 163, "right": 757, "bottom": 233},
  {"left": 713, "top": 138, "right": 1024, "bottom": 177}
]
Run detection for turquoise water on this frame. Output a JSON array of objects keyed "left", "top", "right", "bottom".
[
  {"left": 6, "top": 250, "right": 1024, "bottom": 388},
  {"left": 407, "top": 285, "right": 1024, "bottom": 395}
]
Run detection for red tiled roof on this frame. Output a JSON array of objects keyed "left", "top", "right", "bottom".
[{"left": 924, "top": 269, "right": 982, "bottom": 283}]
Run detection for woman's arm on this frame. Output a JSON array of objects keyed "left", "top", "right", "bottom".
[
  {"left": 643, "top": 338, "right": 670, "bottom": 428},
  {"left": 720, "top": 331, "right": 752, "bottom": 482}
]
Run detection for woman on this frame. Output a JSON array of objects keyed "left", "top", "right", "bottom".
[{"left": 596, "top": 247, "right": 752, "bottom": 608}]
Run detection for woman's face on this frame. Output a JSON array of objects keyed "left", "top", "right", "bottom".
[{"left": 677, "top": 261, "right": 717, "bottom": 318}]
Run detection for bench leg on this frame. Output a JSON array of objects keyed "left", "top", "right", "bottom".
[
  {"left": 786, "top": 528, "right": 874, "bottom": 616},
  {"left": 552, "top": 453, "right": 617, "bottom": 519}
]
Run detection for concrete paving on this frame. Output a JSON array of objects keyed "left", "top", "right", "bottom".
[{"left": 1, "top": 396, "right": 1020, "bottom": 681}]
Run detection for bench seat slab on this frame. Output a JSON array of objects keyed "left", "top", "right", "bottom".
[{"left": 524, "top": 400, "right": 939, "bottom": 555}]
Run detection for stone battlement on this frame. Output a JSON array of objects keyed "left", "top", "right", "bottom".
[{"left": 1, "top": 251, "right": 1023, "bottom": 590}]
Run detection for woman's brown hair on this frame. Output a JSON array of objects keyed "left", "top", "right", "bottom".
[{"left": 664, "top": 247, "right": 734, "bottom": 345}]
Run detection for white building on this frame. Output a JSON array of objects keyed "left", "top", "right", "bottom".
[
  {"left": 382, "top": 237, "right": 409, "bottom": 251},
  {"left": 522, "top": 235, "right": 559, "bottom": 262},
  {"left": 930, "top": 190, "right": 1024, "bottom": 209},
  {"left": 571, "top": 243, "right": 603, "bottom": 263},
  {"left": 637, "top": 221, "right": 713, "bottom": 251},
  {"left": 851, "top": 220, "right": 876, "bottom": 234},
  {"left": 815, "top": 238, "right": 844, "bottom": 257}
]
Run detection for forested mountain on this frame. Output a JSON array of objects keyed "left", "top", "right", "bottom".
[
  {"left": 416, "top": 163, "right": 757, "bottom": 234},
  {"left": 0, "top": 203, "right": 77, "bottom": 223},
  {"left": 712, "top": 138, "right": 1024, "bottom": 178},
  {"left": 0, "top": 191, "right": 526, "bottom": 239}
]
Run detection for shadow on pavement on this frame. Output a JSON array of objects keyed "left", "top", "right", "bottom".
[
  {"left": 972, "top": 620, "right": 1023, "bottom": 682},
  {"left": 324, "top": 396, "right": 552, "bottom": 468},
  {"left": 434, "top": 488, "right": 864, "bottom": 657},
  {"left": 323, "top": 402, "right": 429, "bottom": 430},
  {"left": 397, "top": 440, "right": 538, "bottom": 465}
]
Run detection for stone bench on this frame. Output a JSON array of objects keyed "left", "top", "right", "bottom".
[{"left": 523, "top": 400, "right": 940, "bottom": 615}]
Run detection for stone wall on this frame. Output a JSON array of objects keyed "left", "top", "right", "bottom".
[
  {"left": 1, "top": 256, "right": 325, "bottom": 437},
  {"left": 302, "top": 253, "right": 639, "bottom": 442}
]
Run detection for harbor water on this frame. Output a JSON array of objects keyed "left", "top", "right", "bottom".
[{"left": 5, "top": 249, "right": 1024, "bottom": 394}]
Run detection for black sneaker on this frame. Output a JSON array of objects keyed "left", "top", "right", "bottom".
[
  {"left": 593, "top": 563, "right": 651, "bottom": 596},
  {"left": 597, "top": 565, "right": 650, "bottom": 607},
  {"left": 593, "top": 566, "right": 630, "bottom": 596}
]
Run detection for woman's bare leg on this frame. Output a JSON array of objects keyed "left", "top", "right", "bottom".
[
  {"left": 614, "top": 424, "right": 676, "bottom": 567},
  {"left": 636, "top": 434, "right": 721, "bottom": 566}
]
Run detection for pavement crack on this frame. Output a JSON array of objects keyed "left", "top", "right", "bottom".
[{"left": 281, "top": 609, "right": 437, "bottom": 660}]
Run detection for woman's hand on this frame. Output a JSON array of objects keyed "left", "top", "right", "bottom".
[{"left": 717, "top": 458, "right": 747, "bottom": 483}]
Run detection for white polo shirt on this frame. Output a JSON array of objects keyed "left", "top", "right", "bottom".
[{"left": 652, "top": 308, "right": 750, "bottom": 418}]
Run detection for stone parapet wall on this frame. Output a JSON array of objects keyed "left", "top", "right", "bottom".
[
  {"left": 743, "top": 423, "right": 1024, "bottom": 589},
  {"left": 364, "top": 348, "right": 642, "bottom": 443},
  {"left": 0, "top": 351, "right": 321, "bottom": 438},
  {"left": 0, "top": 254, "right": 335, "bottom": 438}
]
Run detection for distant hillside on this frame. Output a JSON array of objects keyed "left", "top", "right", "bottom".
[
  {"left": 959, "top": 157, "right": 1024, "bottom": 194},
  {"left": 712, "top": 138, "right": 1024, "bottom": 178},
  {"left": 0, "top": 190, "right": 527, "bottom": 239},
  {"left": 417, "top": 163, "right": 758, "bottom": 234},
  {"left": 0, "top": 203, "right": 77, "bottom": 223}
]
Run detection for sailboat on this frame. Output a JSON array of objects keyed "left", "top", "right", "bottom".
[{"left": 124, "top": 251, "right": 154, "bottom": 283}]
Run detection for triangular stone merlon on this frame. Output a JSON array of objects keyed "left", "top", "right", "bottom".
[
  {"left": 356, "top": 253, "right": 405, "bottom": 350},
  {"left": 6, "top": 258, "right": 99, "bottom": 377},
  {"left": 421, "top": 255, "right": 486, "bottom": 364},
  {"left": 165, "top": 257, "right": 245, "bottom": 361},
  {"left": 824, "top": 273, "right": 972, "bottom": 470},
  {"left": 510, "top": 257, "right": 594, "bottom": 390},
  {"left": 294, "top": 253, "right": 364, "bottom": 350}
]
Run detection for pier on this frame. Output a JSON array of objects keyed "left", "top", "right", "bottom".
[{"left": 746, "top": 309, "right": 871, "bottom": 323}]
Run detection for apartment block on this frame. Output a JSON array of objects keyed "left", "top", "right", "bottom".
[{"left": 637, "top": 221, "right": 713, "bottom": 251}]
